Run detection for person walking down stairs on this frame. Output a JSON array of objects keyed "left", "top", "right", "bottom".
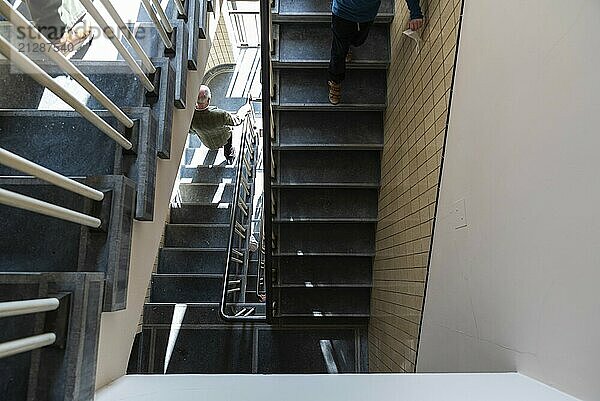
[
  {"left": 328, "top": 0, "right": 425, "bottom": 104},
  {"left": 24, "top": 0, "right": 93, "bottom": 58},
  {"left": 191, "top": 85, "right": 252, "bottom": 165}
]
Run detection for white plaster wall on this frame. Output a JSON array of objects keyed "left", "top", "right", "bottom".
[
  {"left": 96, "top": 374, "right": 580, "bottom": 401},
  {"left": 94, "top": 1, "right": 224, "bottom": 388},
  {"left": 417, "top": 1, "right": 600, "bottom": 400}
]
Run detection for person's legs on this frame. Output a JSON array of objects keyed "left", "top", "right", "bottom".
[
  {"left": 328, "top": 14, "right": 355, "bottom": 84},
  {"left": 352, "top": 20, "right": 373, "bottom": 47},
  {"left": 25, "top": 0, "right": 65, "bottom": 41},
  {"left": 223, "top": 135, "right": 234, "bottom": 164},
  {"left": 57, "top": 0, "right": 87, "bottom": 31}
]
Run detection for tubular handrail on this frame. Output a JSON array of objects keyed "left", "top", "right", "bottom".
[
  {"left": 141, "top": 0, "right": 173, "bottom": 49},
  {"left": 0, "top": 187, "right": 102, "bottom": 228},
  {"left": 260, "top": 0, "right": 274, "bottom": 319},
  {"left": 98, "top": 0, "right": 157, "bottom": 74},
  {"left": 0, "top": 333, "right": 56, "bottom": 359},
  {"left": 0, "top": 0, "right": 135, "bottom": 129},
  {"left": 0, "top": 148, "right": 105, "bottom": 202},
  {"left": 150, "top": 0, "right": 174, "bottom": 34},
  {"left": 0, "top": 298, "right": 59, "bottom": 319},
  {"left": 78, "top": 0, "right": 155, "bottom": 92},
  {"left": 0, "top": 298, "right": 61, "bottom": 359},
  {"left": 0, "top": 35, "right": 133, "bottom": 150},
  {"left": 219, "top": 99, "right": 265, "bottom": 322},
  {"left": 173, "top": 0, "right": 186, "bottom": 16}
]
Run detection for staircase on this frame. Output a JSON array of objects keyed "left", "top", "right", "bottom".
[
  {"left": 268, "top": 0, "right": 391, "bottom": 319},
  {"left": 0, "top": 0, "right": 208, "bottom": 399},
  {"left": 128, "top": 73, "right": 368, "bottom": 374}
]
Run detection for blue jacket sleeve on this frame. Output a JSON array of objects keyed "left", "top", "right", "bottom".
[{"left": 405, "top": 0, "right": 423, "bottom": 19}]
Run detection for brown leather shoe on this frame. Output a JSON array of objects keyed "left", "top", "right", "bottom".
[{"left": 328, "top": 80, "right": 341, "bottom": 105}]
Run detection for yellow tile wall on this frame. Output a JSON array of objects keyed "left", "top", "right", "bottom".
[
  {"left": 368, "top": 0, "right": 463, "bottom": 372},
  {"left": 206, "top": 14, "right": 235, "bottom": 72}
]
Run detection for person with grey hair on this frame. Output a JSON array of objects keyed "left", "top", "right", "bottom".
[{"left": 190, "top": 85, "right": 251, "bottom": 164}]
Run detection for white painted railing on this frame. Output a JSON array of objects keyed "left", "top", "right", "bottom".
[{"left": 141, "top": 0, "right": 174, "bottom": 49}]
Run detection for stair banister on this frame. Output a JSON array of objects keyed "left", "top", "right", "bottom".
[
  {"left": 141, "top": 0, "right": 174, "bottom": 49},
  {"left": 0, "top": 187, "right": 102, "bottom": 228},
  {"left": 260, "top": 0, "right": 274, "bottom": 319},
  {"left": 98, "top": 0, "right": 157, "bottom": 74},
  {"left": 0, "top": 35, "right": 133, "bottom": 150},
  {"left": 78, "top": 0, "right": 155, "bottom": 92},
  {"left": 0, "top": 333, "right": 57, "bottom": 359},
  {"left": 0, "top": 0, "right": 135, "bottom": 128},
  {"left": 0, "top": 298, "right": 59, "bottom": 318},
  {"left": 0, "top": 148, "right": 105, "bottom": 202}
]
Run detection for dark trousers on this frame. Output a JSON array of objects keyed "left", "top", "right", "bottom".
[
  {"left": 223, "top": 135, "right": 233, "bottom": 157},
  {"left": 25, "top": 0, "right": 65, "bottom": 41},
  {"left": 328, "top": 14, "right": 373, "bottom": 83}
]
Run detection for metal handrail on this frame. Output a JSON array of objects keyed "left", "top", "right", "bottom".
[
  {"left": 0, "top": 298, "right": 59, "bottom": 318},
  {"left": 0, "top": 0, "right": 134, "bottom": 129},
  {"left": 0, "top": 333, "right": 56, "bottom": 359},
  {"left": 78, "top": 0, "right": 155, "bottom": 92},
  {"left": 173, "top": 0, "right": 187, "bottom": 17},
  {"left": 219, "top": 99, "right": 265, "bottom": 321},
  {"left": 0, "top": 298, "right": 60, "bottom": 359},
  {"left": 260, "top": 0, "right": 274, "bottom": 319},
  {"left": 0, "top": 148, "right": 104, "bottom": 201},
  {"left": 0, "top": 187, "right": 101, "bottom": 228},
  {"left": 150, "top": 0, "right": 174, "bottom": 34},
  {"left": 141, "top": 0, "right": 173, "bottom": 49},
  {"left": 0, "top": 36, "right": 133, "bottom": 150},
  {"left": 98, "top": 0, "right": 156, "bottom": 74}
]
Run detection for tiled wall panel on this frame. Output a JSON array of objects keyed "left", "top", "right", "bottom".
[{"left": 368, "top": 0, "right": 463, "bottom": 372}]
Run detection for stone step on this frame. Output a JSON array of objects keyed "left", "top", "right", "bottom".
[
  {"left": 275, "top": 149, "right": 381, "bottom": 185},
  {"left": 0, "top": 109, "right": 157, "bottom": 221},
  {"left": 274, "top": 186, "right": 378, "bottom": 219},
  {"left": 275, "top": 22, "right": 389, "bottom": 65},
  {"left": 0, "top": 176, "right": 135, "bottom": 311},
  {"left": 158, "top": 248, "right": 226, "bottom": 274},
  {"left": 179, "top": 165, "right": 237, "bottom": 182},
  {"left": 274, "top": 0, "right": 394, "bottom": 22},
  {"left": 276, "top": 110, "right": 383, "bottom": 145},
  {"left": 0, "top": 59, "right": 175, "bottom": 159},
  {"left": 164, "top": 224, "right": 230, "bottom": 248},
  {"left": 275, "top": 68, "right": 387, "bottom": 106},
  {"left": 142, "top": 302, "right": 267, "bottom": 325},
  {"left": 150, "top": 274, "right": 223, "bottom": 303},
  {"left": 170, "top": 203, "right": 232, "bottom": 224},
  {"left": 273, "top": 255, "right": 373, "bottom": 286},
  {"left": 275, "top": 222, "right": 377, "bottom": 254},
  {"left": 178, "top": 183, "right": 235, "bottom": 203},
  {"left": 276, "top": 287, "right": 371, "bottom": 317}
]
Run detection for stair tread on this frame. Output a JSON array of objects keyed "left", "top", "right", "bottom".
[
  {"left": 273, "top": 61, "right": 389, "bottom": 69},
  {"left": 161, "top": 247, "right": 228, "bottom": 252},
  {"left": 273, "top": 183, "right": 380, "bottom": 188},
  {"left": 166, "top": 223, "right": 230, "bottom": 227},
  {"left": 274, "top": 144, "right": 383, "bottom": 150},
  {"left": 274, "top": 283, "right": 372, "bottom": 288},
  {"left": 274, "top": 218, "right": 378, "bottom": 223},
  {"left": 274, "top": 103, "right": 386, "bottom": 111},
  {"left": 274, "top": 252, "right": 375, "bottom": 257}
]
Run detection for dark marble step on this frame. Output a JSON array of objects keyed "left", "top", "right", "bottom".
[
  {"left": 179, "top": 165, "right": 236, "bottom": 182},
  {"left": 164, "top": 224, "right": 230, "bottom": 248},
  {"left": 277, "top": 287, "right": 371, "bottom": 317},
  {"left": 0, "top": 109, "right": 157, "bottom": 221},
  {"left": 275, "top": 186, "right": 378, "bottom": 219},
  {"left": 170, "top": 203, "right": 232, "bottom": 223},
  {"left": 274, "top": 0, "right": 394, "bottom": 21},
  {"left": 150, "top": 274, "right": 223, "bottom": 303},
  {"left": 0, "top": 58, "right": 175, "bottom": 159},
  {"left": 276, "top": 110, "right": 383, "bottom": 145},
  {"left": 178, "top": 183, "right": 235, "bottom": 203},
  {"left": 0, "top": 176, "right": 135, "bottom": 311},
  {"left": 0, "top": 272, "right": 104, "bottom": 401},
  {"left": 124, "top": 21, "right": 189, "bottom": 108},
  {"left": 142, "top": 302, "right": 267, "bottom": 325},
  {"left": 276, "top": 149, "right": 381, "bottom": 184},
  {"left": 273, "top": 255, "right": 373, "bottom": 286},
  {"left": 275, "top": 222, "right": 377, "bottom": 254},
  {"left": 275, "top": 22, "right": 389, "bottom": 64},
  {"left": 158, "top": 248, "right": 227, "bottom": 274},
  {"left": 128, "top": 324, "right": 367, "bottom": 374},
  {"left": 275, "top": 68, "right": 387, "bottom": 106}
]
